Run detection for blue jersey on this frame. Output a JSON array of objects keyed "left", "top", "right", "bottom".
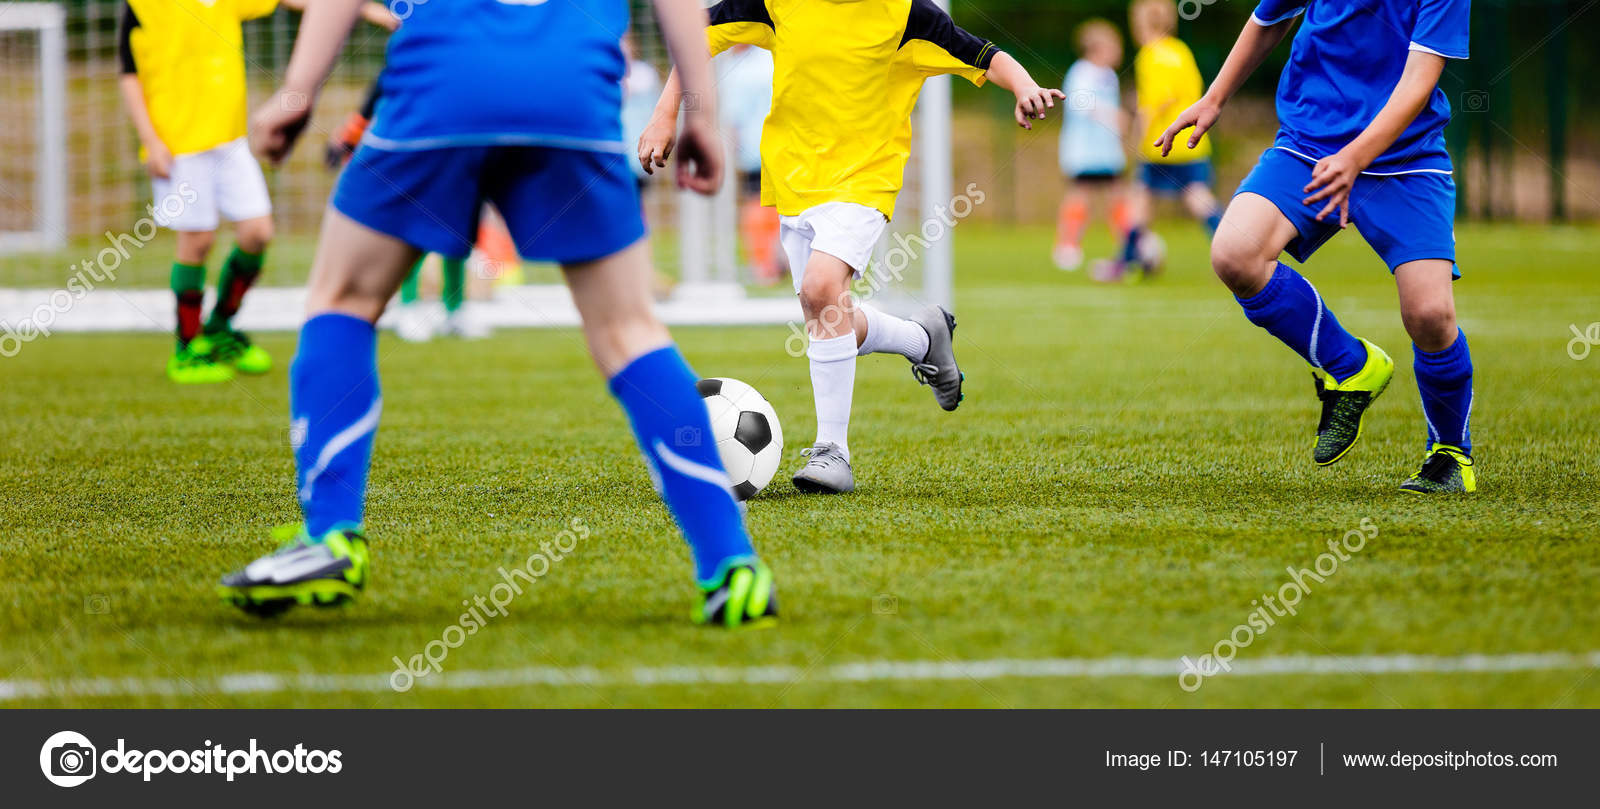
[
  {"left": 1251, "top": 0, "right": 1470, "bottom": 174},
  {"left": 366, "top": 0, "right": 629, "bottom": 153}
]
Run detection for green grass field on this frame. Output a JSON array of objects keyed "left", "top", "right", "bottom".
[{"left": 2, "top": 222, "right": 1598, "bottom": 707}]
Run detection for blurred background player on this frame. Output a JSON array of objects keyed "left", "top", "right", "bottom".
[
  {"left": 118, "top": 0, "right": 281, "bottom": 384},
  {"left": 224, "top": 0, "right": 778, "bottom": 627},
  {"left": 1053, "top": 19, "right": 1129, "bottom": 273},
  {"left": 717, "top": 42, "right": 782, "bottom": 285},
  {"left": 327, "top": 74, "right": 499, "bottom": 343},
  {"left": 641, "top": 0, "right": 1063, "bottom": 495},
  {"left": 1116, "top": 0, "right": 1223, "bottom": 281}
]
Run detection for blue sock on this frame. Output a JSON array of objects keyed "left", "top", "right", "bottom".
[
  {"left": 290, "top": 313, "right": 381, "bottom": 539},
  {"left": 609, "top": 346, "right": 756, "bottom": 585},
  {"left": 1121, "top": 225, "right": 1144, "bottom": 264},
  {"left": 1236, "top": 262, "right": 1367, "bottom": 382},
  {"left": 1204, "top": 210, "right": 1222, "bottom": 236},
  {"left": 1414, "top": 329, "right": 1473, "bottom": 454}
]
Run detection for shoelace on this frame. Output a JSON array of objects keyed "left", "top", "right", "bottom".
[
  {"left": 1415, "top": 451, "right": 1458, "bottom": 482},
  {"left": 800, "top": 445, "right": 842, "bottom": 469}
]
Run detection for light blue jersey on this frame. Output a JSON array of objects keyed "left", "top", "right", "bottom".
[
  {"left": 1252, "top": 0, "right": 1470, "bottom": 174},
  {"left": 367, "top": 0, "right": 629, "bottom": 153},
  {"left": 1058, "top": 59, "right": 1124, "bottom": 177},
  {"left": 715, "top": 45, "right": 774, "bottom": 175}
]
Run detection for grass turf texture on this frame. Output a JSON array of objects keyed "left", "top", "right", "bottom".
[{"left": 2, "top": 222, "right": 1597, "bottom": 708}]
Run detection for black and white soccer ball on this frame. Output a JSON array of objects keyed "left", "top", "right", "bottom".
[{"left": 697, "top": 377, "right": 783, "bottom": 501}]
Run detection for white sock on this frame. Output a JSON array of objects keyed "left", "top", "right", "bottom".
[
  {"left": 857, "top": 302, "right": 930, "bottom": 361},
  {"left": 807, "top": 333, "right": 857, "bottom": 460}
]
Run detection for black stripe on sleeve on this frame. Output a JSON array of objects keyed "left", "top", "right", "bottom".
[
  {"left": 118, "top": 2, "right": 140, "bottom": 75},
  {"left": 901, "top": 0, "right": 997, "bottom": 70},
  {"left": 359, "top": 74, "right": 383, "bottom": 119},
  {"left": 708, "top": 0, "right": 774, "bottom": 29}
]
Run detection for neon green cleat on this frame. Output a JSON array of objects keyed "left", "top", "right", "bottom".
[
  {"left": 1311, "top": 338, "right": 1394, "bottom": 466},
  {"left": 1400, "top": 444, "right": 1477, "bottom": 494},
  {"left": 167, "top": 336, "right": 236, "bottom": 384},
  {"left": 219, "top": 526, "right": 371, "bottom": 618},
  {"left": 693, "top": 560, "right": 778, "bottom": 629},
  {"left": 207, "top": 329, "right": 273, "bottom": 374}
]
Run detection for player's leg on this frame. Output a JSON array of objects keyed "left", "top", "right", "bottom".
[
  {"left": 219, "top": 144, "right": 477, "bottom": 616},
  {"left": 1215, "top": 154, "right": 1393, "bottom": 465},
  {"left": 793, "top": 247, "right": 861, "bottom": 493},
  {"left": 219, "top": 209, "right": 419, "bottom": 615},
  {"left": 1181, "top": 179, "right": 1223, "bottom": 237},
  {"left": 394, "top": 257, "right": 437, "bottom": 342},
  {"left": 494, "top": 146, "right": 773, "bottom": 626},
  {"left": 1352, "top": 170, "right": 1475, "bottom": 493},
  {"left": 1054, "top": 181, "right": 1089, "bottom": 270},
  {"left": 206, "top": 139, "right": 276, "bottom": 374},
  {"left": 156, "top": 147, "right": 233, "bottom": 383},
  {"left": 1395, "top": 260, "right": 1475, "bottom": 492},
  {"left": 438, "top": 255, "right": 488, "bottom": 339},
  {"left": 1098, "top": 176, "right": 1151, "bottom": 282}
]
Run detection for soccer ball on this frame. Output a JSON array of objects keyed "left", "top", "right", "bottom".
[
  {"left": 1136, "top": 230, "right": 1167, "bottom": 273},
  {"left": 697, "top": 377, "right": 784, "bottom": 501}
]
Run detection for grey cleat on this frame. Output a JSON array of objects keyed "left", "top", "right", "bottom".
[
  {"left": 791, "top": 442, "right": 855, "bottom": 494},
  {"left": 909, "top": 305, "right": 963, "bottom": 411}
]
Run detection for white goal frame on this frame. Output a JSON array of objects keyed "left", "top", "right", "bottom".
[{"left": 0, "top": 2, "right": 67, "bottom": 253}]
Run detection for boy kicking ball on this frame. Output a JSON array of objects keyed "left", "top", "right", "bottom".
[
  {"left": 640, "top": 0, "right": 1062, "bottom": 494},
  {"left": 1158, "top": 0, "right": 1476, "bottom": 493}
]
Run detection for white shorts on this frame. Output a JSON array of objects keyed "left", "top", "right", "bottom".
[
  {"left": 151, "top": 137, "right": 272, "bottom": 232},
  {"left": 778, "top": 201, "right": 888, "bottom": 294}
]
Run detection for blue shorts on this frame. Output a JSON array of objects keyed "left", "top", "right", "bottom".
[
  {"left": 332, "top": 144, "right": 645, "bottom": 263},
  {"left": 1140, "top": 160, "right": 1212, "bottom": 194},
  {"left": 1236, "top": 147, "right": 1459, "bottom": 275}
]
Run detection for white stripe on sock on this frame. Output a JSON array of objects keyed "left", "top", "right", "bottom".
[
  {"left": 299, "top": 397, "right": 383, "bottom": 505},
  {"left": 651, "top": 439, "right": 734, "bottom": 493}
]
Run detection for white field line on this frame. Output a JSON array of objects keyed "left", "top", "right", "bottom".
[{"left": 2, "top": 651, "right": 1597, "bottom": 702}]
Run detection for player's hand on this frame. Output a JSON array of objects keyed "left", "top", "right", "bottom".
[
  {"left": 250, "top": 88, "right": 314, "bottom": 166},
  {"left": 1304, "top": 149, "right": 1362, "bottom": 228},
  {"left": 638, "top": 116, "right": 677, "bottom": 177},
  {"left": 673, "top": 114, "right": 723, "bottom": 195},
  {"left": 144, "top": 140, "right": 174, "bottom": 179},
  {"left": 1013, "top": 85, "right": 1066, "bottom": 130},
  {"left": 1154, "top": 99, "right": 1221, "bottom": 157}
]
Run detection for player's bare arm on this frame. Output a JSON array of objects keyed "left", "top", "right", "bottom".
[
  {"left": 648, "top": 0, "right": 723, "bottom": 194},
  {"left": 1156, "top": 15, "right": 1293, "bottom": 156},
  {"left": 984, "top": 52, "right": 1066, "bottom": 130},
  {"left": 1302, "top": 50, "right": 1447, "bottom": 226},
  {"left": 638, "top": 70, "right": 682, "bottom": 177},
  {"left": 250, "top": 0, "right": 385, "bottom": 164},
  {"left": 117, "top": 74, "right": 171, "bottom": 178}
]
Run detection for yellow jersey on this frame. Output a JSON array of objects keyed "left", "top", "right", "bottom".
[
  {"left": 707, "top": 0, "right": 998, "bottom": 219},
  {"left": 1134, "top": 35, "right": 1210, "bottom": 164},
  {"left": 119, "top": 0, "right": 279, "bottom": 156}
]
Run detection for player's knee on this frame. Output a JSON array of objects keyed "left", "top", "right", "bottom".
[
  {"left": 798, "top": 271, "right": 846, "bottom": 323},
  {"left": 1210, "top": 233, "right": 1271, "bottom": 295},
  {"left": 1402, "top": 299, "right": 1457, "bottom": 349},
  {"left": 236, "top": 218, "right": 274, "bottom": 253},
  {"left": 176, "top": 231, "right": 216, "bottom": 265}
]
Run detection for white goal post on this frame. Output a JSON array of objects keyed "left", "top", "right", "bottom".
[{"left": 0, "top": 2, "right": 67, "bottom": 253}]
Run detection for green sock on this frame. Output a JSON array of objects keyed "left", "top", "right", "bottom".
[
  {"left": 171, "top": 261, "right": 206, "bottom": 347},
  {"left": 400, "top": 258, "right": 423, "bottom": 305},
  {"left": 442, "top": 257, "right": 466, "bottom": 313},
  {"left": 205, "top": 246, "right": 264, "bottom": 334}
]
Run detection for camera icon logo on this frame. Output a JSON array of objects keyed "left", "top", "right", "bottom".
[
  {"left": 673, "top": 426, "right": 702, "bottom": 447},
  {"left": 39, "top": 730, "right": 97, "bottom": 788},
  {"left": 1461, "top": 90, "right": 1489, "bottom": 112}
]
